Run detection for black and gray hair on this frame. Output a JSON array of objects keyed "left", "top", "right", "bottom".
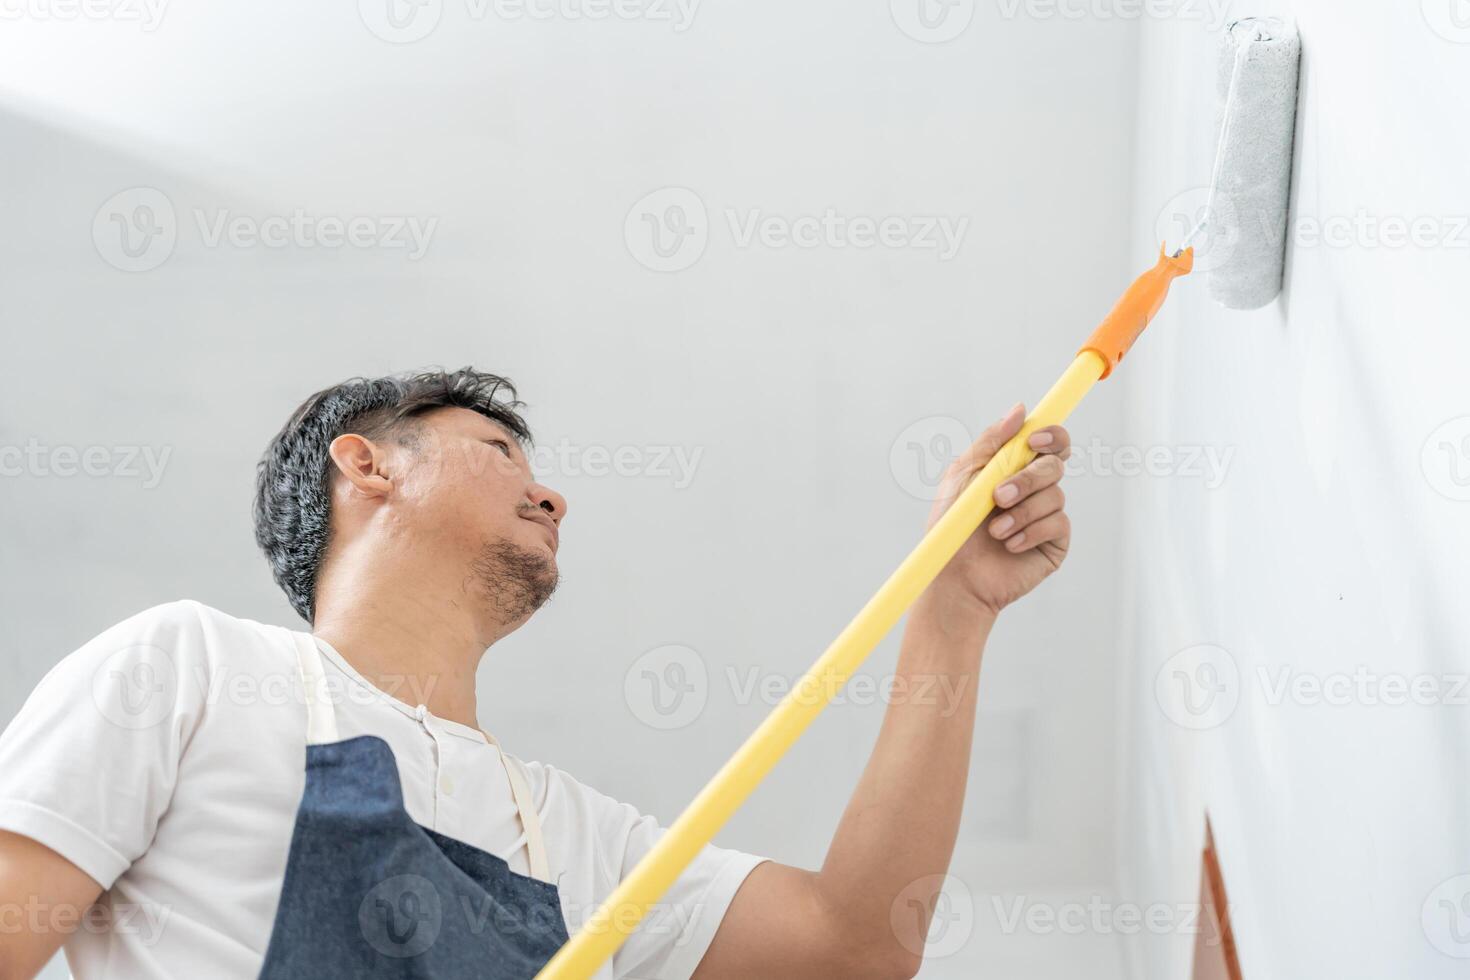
[{"left": 253, "top": 367, "right": 532, "bottom": 622}]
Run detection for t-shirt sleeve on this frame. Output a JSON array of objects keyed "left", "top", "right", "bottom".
[
  {"left": 0, "top": 600, "right": 211, "bottom": 889},
  {"left": 536, "top": 763, "right": 767, "bottom": 980}
]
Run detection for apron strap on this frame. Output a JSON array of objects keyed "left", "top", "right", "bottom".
[
  {"left": 486, "top": 734, "right": 552, "bottom": 884},
  {"left": 295, "top": 631, "right": 551, "bottom": 884},
  {"left": 295, "top": 633, "right": 340, "bottom": 746}
]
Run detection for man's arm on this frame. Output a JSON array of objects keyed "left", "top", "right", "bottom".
[
  {"left": 0, "top": 830, "right": 104, "bottom": 979},
  {"left": 695, "top": 405, "right": 1071, "bottom": 980}
]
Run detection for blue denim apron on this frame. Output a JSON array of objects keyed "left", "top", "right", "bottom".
[{"left": 258, "top": 634, "right": 569, "bottom": 978}]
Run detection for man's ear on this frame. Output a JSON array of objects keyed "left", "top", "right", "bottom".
[{"left": 327, "top": 433, "right": 394, "bottom": 499}]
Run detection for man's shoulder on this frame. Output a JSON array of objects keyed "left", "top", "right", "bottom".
[
  {"left": 119, "top": 598, "right": 273, "bottom": 631},
  {"left": 510, "top": 756, "right": 651, "bottom": 828},
  {"left": 23, "top": 600, "right": 306, "bottom": 734},
  {"left": 77, "top": 599, "right": 299, "bottom": 676},
  {"left": 113, "top": 599, "right": 291, "bottom": 639}
]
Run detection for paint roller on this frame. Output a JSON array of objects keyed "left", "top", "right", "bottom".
[
  {"left": 537, "top": 18, "right": 1302, "bottom": 979},
  {"left": 1187, "top": 17, "right": 1303, "bottom": 308}
]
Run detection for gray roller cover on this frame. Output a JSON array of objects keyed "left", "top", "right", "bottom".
[{"left": 1207, "top": 18, "right": 1302, "bottom": 310}]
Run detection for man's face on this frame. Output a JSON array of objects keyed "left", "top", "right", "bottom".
[{"left": 387, "top": 407, "right": 567, "bottom": 621}]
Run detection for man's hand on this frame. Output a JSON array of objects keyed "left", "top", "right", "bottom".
[{"left": 925, "top": 403, "right": 1072, "bottom": 617}]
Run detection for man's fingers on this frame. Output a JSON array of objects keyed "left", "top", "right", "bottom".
[
  {"left": 1001, "top": 511, "right": 1071, "bottom": 553},
  {"left": 1026, "top": 425, "right": 1072, "bottom": 461},
  {"left": 962, "top": 403, "right": 1025, "bottom": 472},
  {"left": 934, "top": 413, "right": 1075, "bottom": 529},
  {"left": 993, "top": 453, "right": 1064, "bottom": 508},
  {"left": 988, "top": 485, "right": 1064, "bottom": 540}
]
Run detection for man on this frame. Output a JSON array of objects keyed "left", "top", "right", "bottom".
[{"left": 0, "top": 368, "right": 1073, "bottom": 979}]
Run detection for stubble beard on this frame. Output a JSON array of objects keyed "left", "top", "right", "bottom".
[{"left": 470, "top": 537, "right": 560, "bottom": 623}]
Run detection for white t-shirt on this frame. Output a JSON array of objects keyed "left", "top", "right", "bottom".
[{"left": 0, "top": 600, "right": 765, "bottom": 979}]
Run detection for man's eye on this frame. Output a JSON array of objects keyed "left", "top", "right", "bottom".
[{"left": 488, "top": 440, "right": 513, "bottom": 457}]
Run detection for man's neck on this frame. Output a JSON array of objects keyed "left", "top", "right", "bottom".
[{"left": 312, "top": 575, "right": 504, "bottom": 731}]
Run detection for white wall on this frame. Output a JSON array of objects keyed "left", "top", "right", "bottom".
[
  {"left": 0, "top": 3, "right": 1141, "bottom": 976},
  {"left": 1123, "top": 2, "right": 1470, "bottom": 978}
]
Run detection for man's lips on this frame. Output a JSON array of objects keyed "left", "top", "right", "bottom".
[{"left": 525, "top": 513, "right": 559, "bottom": 551}]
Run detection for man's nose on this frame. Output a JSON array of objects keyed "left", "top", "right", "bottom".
[{"left": 529, "top": 483, "right": 567, "bottom": 523}]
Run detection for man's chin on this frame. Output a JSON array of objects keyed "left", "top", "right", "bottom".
[{"left": 470, "top": 538, "right": 561, "bottom": 622}]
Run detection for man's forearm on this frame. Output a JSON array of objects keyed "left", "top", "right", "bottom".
[{"left": 812, "top": 583, "right": 994, "bottom": 970}]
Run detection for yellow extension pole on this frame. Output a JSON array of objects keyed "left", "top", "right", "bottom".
[
  {"left": 538, "top": 354, "right": 1105, "bottom": 978},
  {"left": 538, "top": 246, "right": 1194, "bottom": 979}
]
